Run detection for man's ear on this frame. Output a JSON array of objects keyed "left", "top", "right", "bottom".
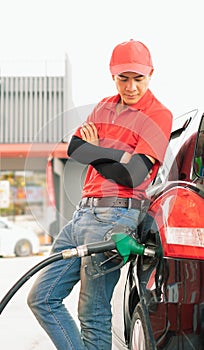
[{"left": 149, "top": 69, "right": 154, "bottom": 77}]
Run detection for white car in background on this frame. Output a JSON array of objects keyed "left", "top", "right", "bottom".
[{"left": 0, "top": 217, "right": 40, "bottom": 257}]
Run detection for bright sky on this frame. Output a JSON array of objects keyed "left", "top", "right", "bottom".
[{"left": 0, "top": 0, "right": 204, "bottom": 116}]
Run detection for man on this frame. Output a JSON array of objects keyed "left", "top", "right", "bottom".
[{"left": 28, "top": 39, "right": 173, "bottom": 349}]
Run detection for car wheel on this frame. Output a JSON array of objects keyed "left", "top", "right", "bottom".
[
  {"left": 129, "top": 303, "right": 153, "bottom": 350},
  {"left": 14, "top": 239, "right": 32, "bottom": 257}
]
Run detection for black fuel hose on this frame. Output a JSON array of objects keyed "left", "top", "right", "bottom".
[
  {"left": 0, "top": 234, "right": 155, "bottom": 315},
  {"left": 0, "top": 240, "right": 116, "bottom": 315},
  {"left": 0, "top": 252, "right": 63, "bottom": 314}
]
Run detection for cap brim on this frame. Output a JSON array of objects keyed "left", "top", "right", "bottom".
[{"left": 110, "top": 63, "right": 153, "bottom": 76}]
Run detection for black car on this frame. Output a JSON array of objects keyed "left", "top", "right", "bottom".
[{"left": 112, "top": 109, "right": 204, "bottom": 350}]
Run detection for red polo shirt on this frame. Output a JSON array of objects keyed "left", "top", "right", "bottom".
[{"left": 74, "top": 89, "right": 173, "bottom": 200}]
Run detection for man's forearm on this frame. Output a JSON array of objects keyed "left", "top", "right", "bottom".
[
  {"left": 67, "top": 135, "right": 154, "bottom": 188},
  {"left": 67, "top": 136, "right": 124, "bottom": 165},
  {"left": 92, "top": 154, "right": 154, "bottom": 188}
]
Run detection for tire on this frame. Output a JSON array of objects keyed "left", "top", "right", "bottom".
[
  {"left": 14, "top": 239, "right": 32, "bottom": 257},
  {"left": 129, "top": 303, "right": 154, "bottom": 350}
]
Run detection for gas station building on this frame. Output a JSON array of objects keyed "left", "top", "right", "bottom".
[{"left": 0, "top": 57, "right": 86, "bottom": 239}]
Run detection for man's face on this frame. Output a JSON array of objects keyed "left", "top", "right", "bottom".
[{"left": 113, "top": 71, "right": 153, "bottom": 105}]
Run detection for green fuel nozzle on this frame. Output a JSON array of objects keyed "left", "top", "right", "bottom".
[{"left": 111, "top": 232, "right": 155, "bottom": 263}]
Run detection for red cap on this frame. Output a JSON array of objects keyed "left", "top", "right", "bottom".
[{"left": 109, "top": 39, "right": 153, "bottom": 75}]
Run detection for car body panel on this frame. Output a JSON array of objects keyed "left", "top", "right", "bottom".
[{"left": 112, "top": 110, "right": 204, "bottom": 349}]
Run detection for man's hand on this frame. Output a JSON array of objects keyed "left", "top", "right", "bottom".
[{"left": 80, "top": 122, "right": 99, "bottom": 146}]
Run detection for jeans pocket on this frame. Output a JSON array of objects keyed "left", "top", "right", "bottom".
[{"left": 91, "top": 207, "right": 117, "bottom": 224}]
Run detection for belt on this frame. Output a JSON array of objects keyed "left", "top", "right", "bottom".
[{"left": 79, "top": 197, "right": 142, "bottom": 210}]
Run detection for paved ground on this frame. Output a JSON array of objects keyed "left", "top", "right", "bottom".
[{"left": 0, "top": 252, "right": 80, "bottom": 349}]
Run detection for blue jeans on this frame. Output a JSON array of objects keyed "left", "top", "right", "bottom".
[{"left": 28, "top": 206, "right": 140, "bottom": 350}]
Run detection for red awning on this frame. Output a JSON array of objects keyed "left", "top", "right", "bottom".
[{"left": 0, "top": 143, "right": 69, "bottom": 159}]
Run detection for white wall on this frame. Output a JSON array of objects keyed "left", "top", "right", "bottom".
[{"left": 0, "top": 0, "right": 203, "bottom": 117}]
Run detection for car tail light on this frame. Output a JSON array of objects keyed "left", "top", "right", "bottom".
[{"left": 150, "top": 185, "right": 204, "bottom": 260}]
